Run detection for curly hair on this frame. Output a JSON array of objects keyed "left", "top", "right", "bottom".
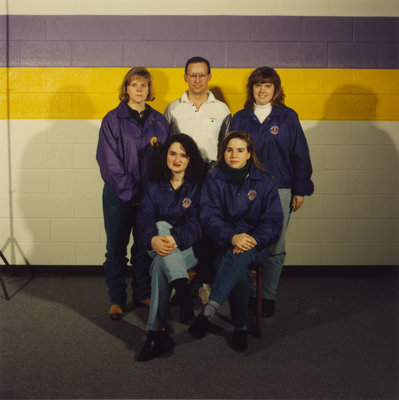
[
  {"left": 119, "top": 67, "right": 155, "bottom": 103},
  {"left": 149, "top": 134, "right": 207, "bottom": 184},
  {"left": 244, "top": 66, "right": 285, "bottom": 109}
]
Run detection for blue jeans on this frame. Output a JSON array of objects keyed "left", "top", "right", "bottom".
[
  {"left": 102, "top": 184, "right": 151, "bottom": 305},
  {"left": 210, "top": 247, "right": 269, "bottom": 329},
  {"left": 252, "top": 188, "right": 292, "bottom": 299},
  {"left": 146, "top": 221, "right": 198, "bottom": 331}
]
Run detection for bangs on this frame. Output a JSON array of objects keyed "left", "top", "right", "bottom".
[
  {"left": 128, "top": 74, "right": 149, "bottom": 85},
  {"left": 254, "top": 77, "right": 274, "bottom": 85}
]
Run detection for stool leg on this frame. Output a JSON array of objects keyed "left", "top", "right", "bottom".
[{"left": 255, "top": 266, "right": 262, "bottom": 338}]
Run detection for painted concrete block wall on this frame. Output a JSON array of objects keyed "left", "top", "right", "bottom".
[{"left": 1, "top": 2, "right": 398, "bottom": 266}]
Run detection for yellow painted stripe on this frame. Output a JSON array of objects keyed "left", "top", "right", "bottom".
[{"left": 1, "top": 68, "right": 398, "bottom": 120}]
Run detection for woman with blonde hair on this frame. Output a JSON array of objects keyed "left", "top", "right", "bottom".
[{"left": 97, "top": 67, "right": 170, "bottom": 320}]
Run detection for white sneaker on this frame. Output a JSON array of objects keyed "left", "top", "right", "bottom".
[{"left": 198, "top": 283, "right": 211, "bottom": 305}]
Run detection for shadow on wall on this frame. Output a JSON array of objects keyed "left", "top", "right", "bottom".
[
  {"left": 150, "top": 68, "right": 170, "bottom": 112},
  {"left": 18, "top": 86, "right": 104, "bottom": 266},
  {"left": 297, "top": 85, "right": 399, "bottom": 265},
  {"left": 210, "top": 86, "right": 228, "bottom": 106}
]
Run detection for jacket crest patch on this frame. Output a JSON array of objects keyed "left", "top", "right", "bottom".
[
  {"left": 182, "top": 197, "right": 192, "bottom": 208},
  {"left": 270, "top": 125, "right": 279, "bottom": 135},
  {"left": 247, "top": 190, "right": 257, "bottom": 201},
  {"left": 150, "top": 136, "right": 158, "bottom": 146}
]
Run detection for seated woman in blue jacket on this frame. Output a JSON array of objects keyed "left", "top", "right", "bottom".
[
  {"left": 189, "top": 130, "right": 284, "bottom": 352},
  {"left": 136, "top": 134, "right": 206, "bottom": 362}
]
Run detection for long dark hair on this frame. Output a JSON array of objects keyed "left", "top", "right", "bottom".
[
  {"left": 150, "top": 134, "right": 206, "bottom": 184},
  {"left": 213, "top": 130, "right": 266, "bottom": 171},
  {"left": 214, "top": 130, "right": 278, "bottom": 188},
  {"left": 244, "top": 66, "right": 285, "bottom": 109}
]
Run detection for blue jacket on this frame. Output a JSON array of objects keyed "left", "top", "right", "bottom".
[
  {"left": 231, "top": 106, "right": 314, "bottom": 196},
  {"left": 200, "top": 164, "right": 284, "bottom": 249},
  {"left": 96, "top": 102, "right": 171, "bottom": 202},
  {"left": 137, "top": 180, "right": 202, "bottom": 251}
]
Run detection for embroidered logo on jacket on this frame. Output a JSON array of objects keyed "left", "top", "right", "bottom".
[
  {"left": 150, "top": 136, "right": 158, "bottom": 146},
  {"left": 270, "top": 125, "right": 279, "bottom": 135},
  {"left": 247, "top": 190, "right": 257, "bottom": 200},
  {"left": 182, "top": 197, "right": 192, "bottom": 208}
]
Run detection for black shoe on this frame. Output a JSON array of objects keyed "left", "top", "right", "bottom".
[
  {"left": 135, "top": 331, "right": 174, "bottom": 362},
  {"left": 249, "top": 297, "right": 275, "bottom": 318},
  {"left": 262, "top": 299, "right": 275, "bottom": 318},
  {"left": 188, "top": 313, "right": 209, "bottom": 339},
  {"left": 169, "top": 278, "right": 195, "bottom": 323},
  {"left": 180, "top": 299, "right": 195, "bottom": 323},
  {"left": 232, "top": 329, "right": 248, "bottom": 352}
]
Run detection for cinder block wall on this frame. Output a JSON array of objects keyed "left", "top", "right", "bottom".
[{"left": 1, "top": 1, "right": 398, "bottom": 266}]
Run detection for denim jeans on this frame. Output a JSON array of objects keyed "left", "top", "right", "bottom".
[
  {"left": 146, "top": 221, "right": 198, "bottom": 331},
  {"left": 252, "top": 188, "right": 292, "bottom": 299},
  {"left": 210, "top": 246, "right": 269, "bottom": 329},
  {"left": 102, "top": 184, "right": 151, "bottom": 305}
]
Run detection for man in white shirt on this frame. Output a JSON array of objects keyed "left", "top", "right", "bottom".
[{"left": 164, "top": 56, "right": 231, "bottom": 163}]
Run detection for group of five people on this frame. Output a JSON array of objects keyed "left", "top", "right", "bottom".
[{"left": 96, "top": 57, "right": 314, "bottom": 361}]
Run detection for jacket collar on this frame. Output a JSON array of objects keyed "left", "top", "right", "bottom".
[
  {"left": 158, "top": 180, "right": 190, "bottom": 192},
  {"left": 116, "top": 101, "right": 158, "bottom": 121},
  {"left": 214, "top": 162, "right": 265, "bottom": 182},
  {"left": 181, "top": 90, "right": 216, "bottom": 104},
  {"left": 241, "top": 105, "right": 285, "bottom": 120}
]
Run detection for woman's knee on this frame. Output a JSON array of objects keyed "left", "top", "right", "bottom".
[{"left": 156, "top": 220, "right": 173, "bottom": 236}]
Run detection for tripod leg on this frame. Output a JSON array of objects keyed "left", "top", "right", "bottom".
[
  {"left": 0, "top": 250, "right": 9, "bottom": 266},
  {"left": 0, "top": 272, "right": 10, "bottom": 300},
  {"left": 0, "top": 251, "right": 10, "bottom": 300}
]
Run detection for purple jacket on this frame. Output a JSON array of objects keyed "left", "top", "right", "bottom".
[
  {"left": 96, "top": 102, "right": 170, "bottom": 202},
  {"left": 200, "top": 164, "right": 284, "bottom": 249},
  {"left": 231, "top": 106, "right": 314, "bottom": 196},
  {"left": 137, "top": 180, "right": 202, "bottom": 251}
]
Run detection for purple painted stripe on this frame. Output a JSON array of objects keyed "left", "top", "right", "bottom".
[
  {"left": 45, "top": 15, "right": 147, "bottom": 41},
  {"left": 199, "top": 16, "right": 251, "bottom": 41},
  {"left": 379, "top": 43, "right": 399, "bottom": 68},
  {"left": 249, "top": 16, "right": 303, "bottom": 41},
  {"left": 302, "top": 17, "right": 353, "bottom": 42},
  {"left": 226, "top": 42, "right": 328, "bottom": 68},
  {"left": 328, "top": 43, "right": 379, "bottom": 68},
  {"left": 354, "top": 17, "right": 399, "bottom": 42},
  {"left": 123, "top": 41, "right": 176, "bottom": 67},
  {"left": 1, "top": 15, "right": 398, "bottom": 68}
]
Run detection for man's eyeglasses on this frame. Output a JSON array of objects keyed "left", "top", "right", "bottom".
[{"left": 186, "top": 73, "right": 208, "bottom": 80}]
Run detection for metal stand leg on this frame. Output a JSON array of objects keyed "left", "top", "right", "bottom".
[{"left": 0, "top": 250, "right": 11, "bottom": 300}]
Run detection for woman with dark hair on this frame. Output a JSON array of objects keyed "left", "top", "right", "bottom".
[
  {"left": 230, "top": 67, "right": 314, "bottom": 318},
  {"left": 136, "top": 134, "right": 206, "bottom": 362},
  {"left": 96, "top": 67, "right": 170, "bottom": 320},
  {"left": 189, "top": 130, "right": 283, "bottom": 352}
]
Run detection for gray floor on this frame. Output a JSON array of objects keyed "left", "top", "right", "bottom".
[{"left": 0, "top": 268, "right": 398, "bottom": 399}]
